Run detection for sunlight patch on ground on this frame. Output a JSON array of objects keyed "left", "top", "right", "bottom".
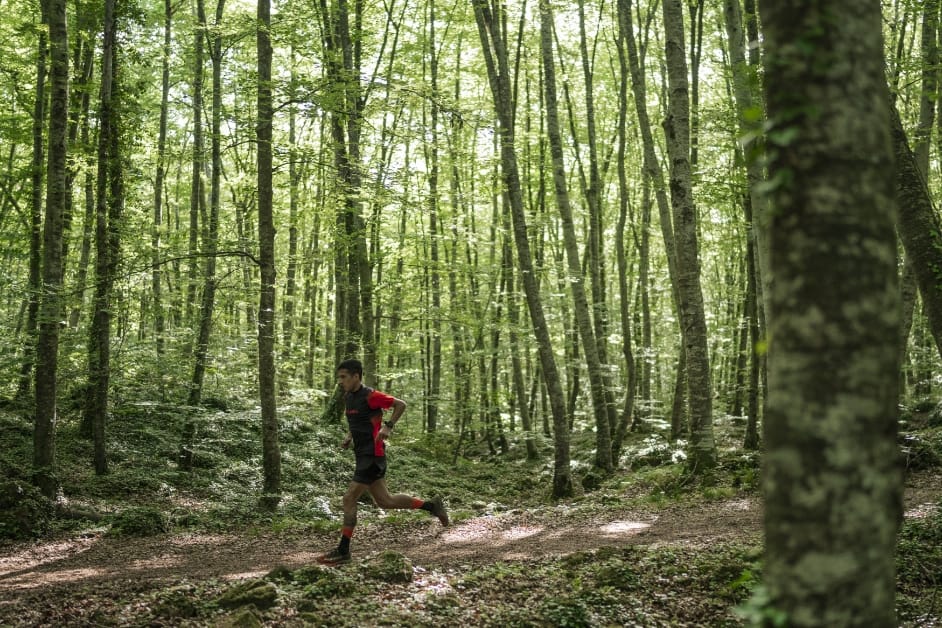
[
  {"left": 0, "top": 537, "right": 98, "bottom": 579},
  {"left": 905, "top": 502, "right": 939, "bottom": 519},
  {"left": 412, "top": 566, "right": 454, "bottom": 600},
  {"left": 599, "top": 520, "right": 651, "bottom": 535},
  {"left": 224, "top": 569, "right": 269, "bottom": 581},
  {"left": 500, "top": 525, "right": 544, "bottom": 541},
  {"left": 0, "top": 567, "right": 107, "bottom": 589}
]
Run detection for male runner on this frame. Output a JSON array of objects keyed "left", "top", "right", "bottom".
[{"left": 318, "top": 359, "right": 449, "bottom": 565}]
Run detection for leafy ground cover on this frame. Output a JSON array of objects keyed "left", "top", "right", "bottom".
[{"left": 0, "top": 396, "right": 940, "bottom": 626}]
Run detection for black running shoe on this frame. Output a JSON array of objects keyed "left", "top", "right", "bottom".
[
  {"left": 429, "top": 496, "right": 450, "bottom": 526},
  {"left": 317, "top": 547, "right": 351, "bottom": 566}
]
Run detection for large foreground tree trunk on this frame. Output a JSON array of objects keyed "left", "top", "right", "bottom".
[{"left": 759, "top": 1, "right": 902, "bottom": 624}]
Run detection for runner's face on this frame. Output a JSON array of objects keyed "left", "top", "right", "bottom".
[{"left": 337, "top": 369, "right": 361, "bottom": 392}]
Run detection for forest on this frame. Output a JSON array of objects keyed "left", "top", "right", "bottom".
[{"left": 1, "top": 0, "right": 941, "bottom": 625}]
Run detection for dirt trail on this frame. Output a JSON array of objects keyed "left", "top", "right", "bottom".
[{"left": 0, "top": 472, "right": 938, "bottom": 609}]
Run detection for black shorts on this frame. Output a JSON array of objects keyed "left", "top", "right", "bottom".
[{"left": 352, "top": 456, "right": 387, "bottom": 485}]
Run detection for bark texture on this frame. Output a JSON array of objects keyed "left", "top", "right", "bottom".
[{"left": 759, "top": 2, "right": 902, "bottom": 624}]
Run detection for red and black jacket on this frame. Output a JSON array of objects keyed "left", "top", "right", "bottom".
[{"left": 344, "top": 385, "right": 395, "bottom": 457}]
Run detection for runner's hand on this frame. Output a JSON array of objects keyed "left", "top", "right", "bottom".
[
  {"left": 341, "top": 435, "right": 352, "bottom": 449},
  {"left": 376, "top": 425, "right": 391, "bottom": 442}
]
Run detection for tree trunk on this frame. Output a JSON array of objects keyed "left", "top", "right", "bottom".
[
  {"left": 759, "top": 1, "right": 902, "bottom": 623},
  {"left": 283, "top": 52, "right": 299, "bottom": 355},
  {"left": 899, "top": 0, "right": 940, "bottom": 399},
  {"left": 893, "top": 101, "right": 942, "bottom": 362},
  {"left": 85, "top": 0, "right": 121, "bottom": 476},
  {"left": 617, "top": 0, "right": 686, "bottom": 437},
  {"left": 258, "top": 0, "right": 280, "bottom": 508},
  {"left": 34, "top": 0, "right": 69, "bottom": 498},
  {"left": 186, "top": 0, "right": 206, "bottom": 327},
  {"left": 426, "top": 0, "right": 442, "bottom": 432},
  {"left": 187, "top": 0, "right": 225, "bottom": 407},
  {"left": 662, "top": 0, "right": 715, "bottom": 472},
  {"left": 68, "top": 44, "right": 95, "bottom": 331},
  {"left": 152, "top": 0, "right": 171, "bottom": 360},
  {"left": 17, "top": 24, "right": 47, "bottom": 401},
  {"left": 742, "top": 195, "right": 760, "bottom": 450},
  {"left": 472, "top": 0, "right": 572, "bottom": 498},
  {"left": 576, "top": 0, "right": 618, "bottom": 447},
  {"left": 541, "top": 0, "right": 613, "bottom": 472}
]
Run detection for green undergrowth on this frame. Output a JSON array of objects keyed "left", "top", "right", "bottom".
[{"left": 107, "top": 542, "right": 763, "bottom": 627}]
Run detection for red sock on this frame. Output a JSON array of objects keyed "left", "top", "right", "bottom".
[
  {"left": 341, "top": 526, "right": 354, "bottom": 538},
  {"left": 410, "top": 498, "right": 424, "bottom": 509}
]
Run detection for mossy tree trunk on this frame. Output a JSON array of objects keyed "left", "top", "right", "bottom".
[{"left": 759, "top": 1, "right": 902, "bottom": 623}]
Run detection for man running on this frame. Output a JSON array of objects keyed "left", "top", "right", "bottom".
[{"left": 318, "top": 359, "right": 449, "bottom": 565}]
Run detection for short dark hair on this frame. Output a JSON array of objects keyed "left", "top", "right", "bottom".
[{"left": 337, "top": 359, "right": 363, "bottom": 377}]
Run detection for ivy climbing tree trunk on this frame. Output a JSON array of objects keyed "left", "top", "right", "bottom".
[
  {"left": 759, "top": 1, "right": 902, "bottom": 623},
  {"left": 472, "top": 0, "right": 572, "bottom": 498},
  {"left": 34, "top": 0, "right": 69, "bottom": 498}
]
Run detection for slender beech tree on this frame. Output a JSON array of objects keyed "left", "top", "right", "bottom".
[
  {"left": 661, "top": 0, "right": 715, "bottom": 471},
  {"left": 472, "top": 0, "right": 572, "bottom": 498},
  {"left": 188, "top": 0, "right": 225, "bottom": 407},
  {"left": 18, "top": 16, "right": 46, "bottom": 401},
  {"left": 540, "top": 0, "right": 613, "bottom": 472},
  {"left": 893, "top": 102, "right": 942, "bottom": 363},
  {"left": 258, "top": 0, "right": 280, "bottom": 507},
  {"left": 759, "top": 1, "right": 902, "bottom": 623},
  {"left": 186, "top": 0, "right": 206, "bottom": 326},
  {"left": 899, "top": 0, "right": 940, "bottom": 392},
  {"left": 723, "top": 0, "right": 764, "bottom": 449},
  {"left": 85, "top": 0, "right": 122, "bottom": 474},
  {"left": 34, "top": 0, "right": 69, "bottom": 497},
  {"left": 152, "top": 0, "right": 172, "bottom": 360},
  {"left": 617, "top": 0, "right": 686, "bottom": 440},
  {"left": 283, "top": 49, "right": 299, "bottom": 356},
  {"left": 425, "top": 0, "right": 442, "bottom": 432},
  {"left": 613, "top": 29, "right": 636, "bottom": 455}
]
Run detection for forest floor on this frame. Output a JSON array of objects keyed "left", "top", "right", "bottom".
[{"left": 0, "top": 469, "right": 940, "bottom": 627}]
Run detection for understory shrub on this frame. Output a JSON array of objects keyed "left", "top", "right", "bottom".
[
  {"left": 107, "top": 505, "right": 169, "bottom": 537},
  {"left": 0, "top": 479, "right": 53, "bottom": 540},
  {"left": 899, "top": 432, "right": 941, "bottom": 471}
]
